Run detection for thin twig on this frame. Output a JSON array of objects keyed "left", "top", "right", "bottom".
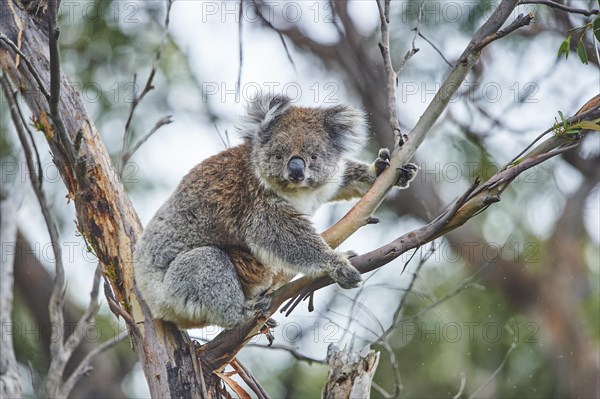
[
  {"left": 121, "top": 115, "right": 173, "bottom": 167},
  {"left": 236, "top": 0, "right": 244, "bottom": 101},
  {"left": 119, "top": 0, "right": 173, "bottom": 177},
  {"left": 63, "top": 263, "right": 103, "bottom": 356},
  {"left": 0, "top": 33, "right": 50, "bottom": 100},
  {"left": 246, "top": 343, "right": 326, "bottom": 365},
  {"left": 377, "top": 0, "right": 403, "bottom": 145},
  {"left": 396, "top": 2, "right": 423, "bottom": 75},
  {"left": 474, "top": 13, "right": 535, "bottom": 51},
  {"left": 2, "top": 75, "right": 67, "bottom": 398},
  {"left": 231, "top": 358, "right": 270, "bottom": 399},
  {"left": 453, "top": 372, "right": 467, "bottom": 399},
  {"left": 47, "top": 0, "right": 76, "bottom": 168},
  {"left": 60, "top": 331, "right": 129, "bottom": 398},
  {"left": 372, "top": 381, "right": 393, "bottom": 398},
  {"left": 381, "top": 340, "right": 402, "bottom": 396},
  {"left": 518, "top": 0, "right": 599, "bottom": 16},
  {"left": 13, "top": 94, "right": 44, "bottom": 188},
  {"left": 468, "top": 332, "right": 517, "bottom": 399},
  {"left": 251, "top": 0, "right": 297, "bottom": 71},
  {"left": 418, "top": 32, "right": 453, "bottom": 67}
]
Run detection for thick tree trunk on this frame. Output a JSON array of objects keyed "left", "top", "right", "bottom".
[{"left": 0, "top": 2, "right": 214, "bottom": 397}]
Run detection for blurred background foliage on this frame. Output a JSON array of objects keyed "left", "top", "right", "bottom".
[{"left": 1, "top": 0, "right": 598, "bottom": 397}]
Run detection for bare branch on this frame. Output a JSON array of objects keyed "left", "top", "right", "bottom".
[
  {"left": 377, "top": 0, "right": 403, "bottom": 145},
  {"left": 396, "top": 3, "right": 423, "bottom": 75},
  {"left": 60, "top": 331, "right": 129, "bottom": 398},
  {"left": 417, "top": 31, "right": 453, "bottom": 67},
  {"left": 519, "top": 0, "right": 599, "bottom": 16},
  {"left": 63, "top": 263, "right": 103, "bottom": 356},
  {"left": 230, "top": 358, "right": 270, "bottom": 399},
  {"left": 0, "top": 145, "right": 27, "bottom": 399},
  {"left": 0, "top": 33, "right": 50, "bottom": 100},
  {"left": 453, "top": 372, "right": 467, "bottom": 399},
  {"left": 121, "top": 115, "right": 173, "bottom": 167},
  {"left": 251, "top": 0, "right": 297, "bottom": 71},
  {"left": 47, "top": 0, "right": 75, "bottom": 168},
  {"left": 322, "top": 0, "right": 523, "bottom": 249},
  {"left": 474, "top": 12, "right": 535, "bottom": 51},
  {"left": 246, "top": 343, "right": 326, "bottom": 365},
  {"left": 2, "top": 75, "right": 67, "bottom": 398},
  {"left": 468, "top": 330, "right": 517, "bottom": 399},
  {"left": 119, "top": 0, "right": 174, "bottom": 177}
]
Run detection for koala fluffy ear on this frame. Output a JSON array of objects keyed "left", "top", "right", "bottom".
[
  {"left": 324, "top": 105, "right": 368, "bottom": 155},
  {"left": 239, "top": 94, "right": 292, "bottom": 140}
]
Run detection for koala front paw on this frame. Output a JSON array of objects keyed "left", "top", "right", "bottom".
[
  {"left": 374, "top": 148, "right": 391, "bottom": 176},
  {"left": 329, "top": 259, "right": 362, "bottom": 289},
  {"left": 396, "top": 163, "right": 419, "bottom": 188}
]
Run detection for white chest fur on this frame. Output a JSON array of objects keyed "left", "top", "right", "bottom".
[{"left": 282, "top": 179, "right": 342, "bottom": 215}]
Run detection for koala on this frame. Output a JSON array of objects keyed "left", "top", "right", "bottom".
[{"left": 133, "top": 94, "right": 418, "bottom": 329}]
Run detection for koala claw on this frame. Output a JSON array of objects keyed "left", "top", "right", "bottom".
[
  {"left": 374, "top": 148, "right": 391, "bottom": 176},
  {"left": 330, "top": 263, "right": 362, "bottom": 289},
  {"left": 396, "top": 163, "right": 419, "bottom": 188},
  {"left": 341, "top": 250, "right": 358, "bottom": 259}
]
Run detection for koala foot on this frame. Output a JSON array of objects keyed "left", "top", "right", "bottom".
[
  {"left": 329, "top": 260, "right": 362, "bottom": 289},
  {"left": 396, "top": 163, "right": 419, "bottom": 188},
  {"left": 244, "top": 295, "right": 272, "bottom": 319},
  {"left": 374, "top": 148, "right": 391, "bottom": 176}
]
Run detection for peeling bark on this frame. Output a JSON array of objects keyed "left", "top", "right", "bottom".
[{"left": 322, "top": 345, "right": 380, "bottom": 399}]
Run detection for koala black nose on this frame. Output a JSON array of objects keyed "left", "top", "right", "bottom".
[{"left": 287, "top": 157, "right": 305, "bottom": 182}]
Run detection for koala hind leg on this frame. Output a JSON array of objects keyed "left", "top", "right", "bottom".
[{"left": 161, "top": 246, "right": 250, "bottom": 328}]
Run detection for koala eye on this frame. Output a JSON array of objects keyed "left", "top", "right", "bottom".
[
  {"left": 311, "top": 154, "right": 317, "bottom": 160},
  {"left": 275, "top": 154, "right": 283, "bottom": 160}
]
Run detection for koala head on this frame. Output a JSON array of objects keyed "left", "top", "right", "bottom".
[{"left": 239, "top": 94, "right": 368, "bottom": 194}]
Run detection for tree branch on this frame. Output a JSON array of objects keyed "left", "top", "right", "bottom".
[
  {"left": 518, "top": 0, "right": 599, "bottom": 17},
  {"left": 59, "top": 331, "right": 129, "bottom": 398},
  {"left": 0, "top": 145, "right": 27, "bottom": 399},
  {"left": 321, "top": 0, "right": 526, "bottom": 249},
  {"left": 376, "top": 0, "right": 403, "bottom": 145},
  {"left": 119, "top": 0, "right": 173, "bottom": 177},
  {"left": 2, "top": 74, "right": 69, "bottom": 398},
  {"left": 200, "top": 94, "right": 598, "bottom": 371}
]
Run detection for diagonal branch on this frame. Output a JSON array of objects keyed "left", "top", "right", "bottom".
[
  {"left": 200, "top": 95, "right": 598, "bottom": 371},
  {"left": 59, "top": 331, "right": 129, "bottom": 398},
  {"left": 321, "top": 0, "right": 528, "bottom": 249}
]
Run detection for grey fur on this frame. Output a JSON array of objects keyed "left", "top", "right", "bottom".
[{"left": 134, "top": 94, "right": 418, "bottom": 329}]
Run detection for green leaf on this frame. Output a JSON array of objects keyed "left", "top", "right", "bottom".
[
  {"left": 579, "top": 121, "right": 600, "bottom": 131},
  {"left": 577, "top": 40, "right": 589, "bottom": 64},
  {"left": 593, "top": 16, "right": 600, "bottom": 42},
  {"left": 557, "top": 36, "right": 571, "bottom": 59}
]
